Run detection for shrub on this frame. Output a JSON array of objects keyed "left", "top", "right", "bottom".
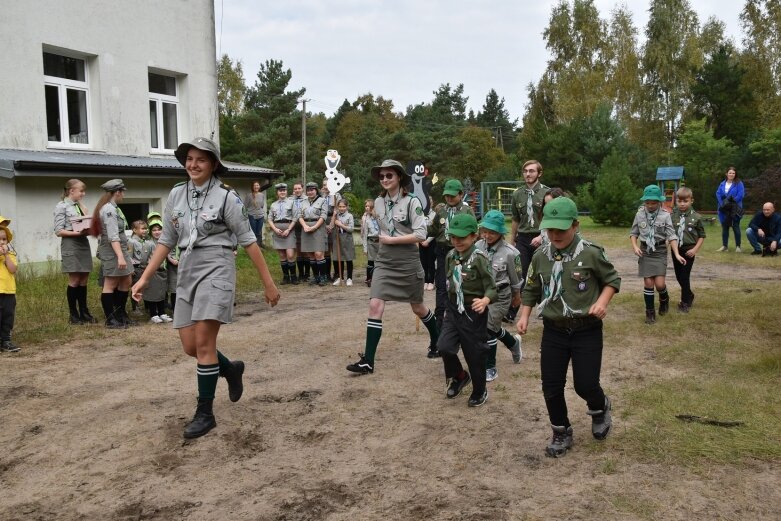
[{"left": 578, "top": 150, "right": 641, "bottom": 226}]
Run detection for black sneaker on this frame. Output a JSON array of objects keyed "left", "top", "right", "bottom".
[
  {"left": 677, "top": 301, "right": 690, "bottom": 313},
  {"left": 645, "top": 310, "right": 656, "bottom": 324},
  {"left": 105, "top": 317, "right": 127, "bottom": 329},
  {"left": 446, "top": 373, "right": 471, "bottom": 399},
  {"left": 290, "top": 276, "right": 299, "bottom": 285},
  {"left": 221, "top": 360, "right": 245, "bottom": 402},
  {"left": 69, "top": 313, "right": 84, "bottom": 325},
  {"left": 183, "top": 399, "right": 216, "bottom": 439},
  {"left": 346, "top": 354, "right": 374, "bottom": 374},
  {"left": 427, "top": 346, "right": 441, "bottom": 359},
  {"left": 1, "top": 340, "right": 21, "bottom": 353},
  {"left": 587, "top": 396, "right": 612, "bottom": 440},
  {"left": 468, "top": 390, "right": 488, "bottom": 407},
  {"left": 546, "top": 425, "right": 574, "bottom": 458}
]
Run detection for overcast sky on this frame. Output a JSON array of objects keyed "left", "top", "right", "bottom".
[{"left": 214, "top": 0, "right": 745, "bottom": 121}]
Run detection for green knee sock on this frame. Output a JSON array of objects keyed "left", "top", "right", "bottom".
[
  {"left": 421, "top": 309, "right": 439, "bottom": 345},
  {"left": 217, "top": 351, "right": 231, "bottom": 373},
  {"left": 197, "top": 363, "right": 220, "bottom": 400},
  {"left": 364, "top": 318, "right": 382, "bottom": 363},
  {"left": 643, "top": 288, "right": 655, "bottom": 310}
]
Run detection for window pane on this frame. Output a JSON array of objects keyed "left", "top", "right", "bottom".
[
  {"left": 148, "top": 72, "right": 176, "bottom": 96},
  {"left": 45, "top": 85, "right": 61, "bottom": 142},
  {"left": 162, "top": 102, "right": 178, "bottom": 149},
  {"left": 66, "top": 89, "right": 89, "bottom": 144},
  {"left": 149, "top": 100, "right": 159, "bottom": 149},
  {"left": 43, "top": 52, "right": 85, "bottom": 81}
]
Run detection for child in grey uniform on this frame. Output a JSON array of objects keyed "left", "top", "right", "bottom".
[
  {"left": 476, "top": 210, "right": 523, "bottom": 382},
  {"left": 360, "top": 199, "right": 379, "bottom": 286},
  {"left": 132, "top": 137, "right": 280, "bottom": 439},
  {"left": 332, "top": 199, "right": 355, "bottom": 285},
  {"left": 145, "top": 219, "right": 171, "bottom": 323},
  {"left": 53, "top": 179, "right": 96, "bottom": 324}
]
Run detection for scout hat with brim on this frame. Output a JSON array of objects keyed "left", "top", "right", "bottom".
[
  {"left": 175, "top": 137, "right": 228, "bottom": 176},
  {"left": 0, "top": 215, "right": 10, "bottom": 228},
  {"left": 443, "top": 179, "right": 464, "bottom": 196},
  {"left": 370, "top": 159, "right": 410, "bottom": 185},
  {"left": 147, "top": 211, "right": 162, "bottom": 221},
  {"left": 478, "top": 209, "right": 507, "bottom": 234},
  {"left": 305, "top": 182, "right": 319, "bottom": 190},
  {"left": 640, "top": 184, "right": 665, "bottom": 201},
  {"left": 540, "top": 197, "right": 578, "bottom": 230},
  {"left": 448, "top": 213, "right": 478, "bottom": 237},
  {"left": 148, "top": 218, "right": 164, "bottom": 229},
  {"left": 101, "top": 179, "right": 125, "bottom": 192}
]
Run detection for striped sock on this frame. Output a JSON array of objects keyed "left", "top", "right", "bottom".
[
  {"left": 486, "top": 336, "right": 498, "bottom": 370},
  {"left": 421, "top": 309, "right": 439, "bottom": 345},
  {"left": 643, "top": 288, "right": 655, "bottom": 310},
  {"left": 197, "top": 363, "right": 220, "bottom": 400},
  {"left": 364, "top": 318, "right": 383, "bottom": 363},
  {"left": 497, "top": 327, "right": 514, "bottom": 348}
]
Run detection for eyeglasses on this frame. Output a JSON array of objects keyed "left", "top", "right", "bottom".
[{"left": 378, "top": 173, "right": 396, "bottom": 180}]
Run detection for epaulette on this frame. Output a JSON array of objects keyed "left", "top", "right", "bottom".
[
  {"left": 173, "top": 181, "right": 186, "bottom": 188},
  {"left": 472, "top": 248, "right": 489, "bottom": 260},
  {"left": 220, "top": 182, "right": 232, "bottom": 191}
]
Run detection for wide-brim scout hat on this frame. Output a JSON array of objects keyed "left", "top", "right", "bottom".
[
  {"left": 275, "top": 182, "right": 288, "bottom": 191},
  {"left": 540, "top": 197, "right": 578, "bottom": 230},
  {"left": 443, "top": 179, "right": 464, "bottom": 196},
  {"left": 101, "top": 179, "right": 125, "bottom": 192},
  {"left": 640, "top": 184, "right": 665, "bottom": 202},
  {"left": 0, "top": 225, "right": 13, "bottom": 242},
  {"left": 0, "top": 215, "right": 10, "bottom": 228},
  {"left": 175, "top": 137, "right": 228, "bottom": 176},
  {"left": 147, "top": 211, "right": 162, "bottom": 221},
  {"left": 449, "top": 213, "right": 478, "bottom": 238},
  {"left": 479, "top": 209, "right": 507, "bottom": 234},
  {"left": 370, "top": 159, "right": 410, "bottom": 185}
]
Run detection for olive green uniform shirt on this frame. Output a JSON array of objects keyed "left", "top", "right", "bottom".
[
  {"left": 522, "top": 236, "right": 621, "bottom": 320},
  {"left": 429, "top": 201, "right": 475, "bottom": 249},
  {"left": 511, "top": 181, "right": 548, "bottom": 234},
  {"left": 446, "top": 245, "right": 498, "bottom": 306},
  {"left": 670, "top": 208, "right": 706, "bottom": 247}
]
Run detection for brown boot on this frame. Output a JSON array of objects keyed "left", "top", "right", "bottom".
[{"left": 645, "top": 309, "right": 656, "bottom": 324}]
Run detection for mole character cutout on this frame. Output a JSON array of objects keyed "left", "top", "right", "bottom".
[
  {"left": 325, "top": 149, "right": 350, "bottom": 195},
  {"left": 407, "top": 160, "right": 433, "bottom": 214}
]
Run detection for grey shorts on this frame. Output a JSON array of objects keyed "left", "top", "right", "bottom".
[
  {"left": 173, "top": 246, "right": 236, "bottom": 328},
  {"left": 173, "top": 277, "right": 234, "bottom": 328},
  {"left": 487, "top": 287, "right": 512, "bottom": 332}
]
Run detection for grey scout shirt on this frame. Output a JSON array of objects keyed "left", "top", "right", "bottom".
[
  {"left": 53, "top": 199, "right": 85, "bottom": 233},
  {"left": 159, "top": 181, "right": 255, "bottom": 251},
  {"left": 268, "top": 198, "right": 295, "bottom": 224},
  {"left": 335, "top": 211, "right": 354, "bottom": 233},
  {"left": 99, "top": 202, "right": 128, "bottom": 246},
  {"left": 128, "top": 235, "right": 153, "bottom": 266},
  {"left": 630, "top": 207, "right": 677, "bottom": 248},
  {"left": 476, "top": 238, "right": 522, "bottom": 291},
  {"left": 511, "top": 181, "right": 548, "bottom": 234},
  {"left": 299, "top": 196, "right": 327, "bottom": 224},
  {"left": 374, "top": 193, "right": 427, "bottom": 240}
]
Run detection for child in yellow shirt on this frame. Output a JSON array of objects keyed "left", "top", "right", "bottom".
[{"left": 0, "top": 217, "right": 20, "bottom": 352}]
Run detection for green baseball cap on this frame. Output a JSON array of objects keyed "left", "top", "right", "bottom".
[
  {"left": 442, "top": 179, "right": 464, "bottom": 196},
  {"left": 540, "top": 197, "right": 578, "bottom": 230},
  {"left": 148, "top": 219, "right": 163, "bottom": 229},
  {"left": 478, "top": 209, "right": 507, "bottom": 234},
  {"left": 448, "top": 213, "right": 478, "bottom": 237},
  {"left": 640, "top": 184, "right": 665, "bottom": 201}
]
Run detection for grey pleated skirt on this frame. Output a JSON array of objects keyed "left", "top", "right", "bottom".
[
  {"left": 370, "top": 243, "right": 424, "bottom": 303},
  {"left": 638, "top": 245, "right": 668, "bottom": 277},
  {"left": 332, "top": 231, "right": 355, "bottom": 261},
  {"left": 271, "top": 223, "right": 297, "bottom": 250},
  {"left": 145, "top": 269, "right": 168, "bottom": 302},
  {"left": 97, "top": 242, "right": 133, "bottom": 277},
  {"left": 300, "top": 225, "right": 327, "bottom": 253},
  {"left": 173, "top": 246, "right": 236, "bottom": 328},
  {"left": 366, "top": 238, "right": 379, "bottom": 261},
  {"left": 61, "top": 236, "right": 93, "bottom": 273}
]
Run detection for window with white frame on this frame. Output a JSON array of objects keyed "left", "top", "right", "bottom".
[
  {"left": 43, "top": 51, "right": 91, "bottom": 147},
  {"left": 149, "top": 72, "right": 179, "bottom": 151}
]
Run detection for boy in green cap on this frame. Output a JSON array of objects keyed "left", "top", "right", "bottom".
[
  {"left": 630, "top": 185, "right": 686, "bottom": 324},
  {"left": 436, "top": 213, "right": 497, "bottom": 407},
  {"left": 428, "top": 179, "right": 475, "bottom": 344},
  {"left": 517, "top": 197, "right": 621, "bottom": 457},
  {"left": 476, "top": 210, "right": 523, "bottom": 382}
]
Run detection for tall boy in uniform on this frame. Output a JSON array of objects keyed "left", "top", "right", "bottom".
[
  {"left": 506, "top": 160, "right": 548, "bottom": 322},
  {"left": 670, "top": 187, "right": 705, "bottom": 312},
  {"left": 428, "top": 179, "right": 474, "bottom": 344},
  {"left": 437, "top": 213, "right": 497, "bottom": 407},
  {"left": 517, "top": 197, "right": 621, "bottom": 458}
]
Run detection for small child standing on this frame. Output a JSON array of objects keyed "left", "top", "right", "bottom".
[
  {"left": 360, "top": 199, "right": 379, "bottom": 287},
  {"left": 0, "top": 218, "right": 20, "bottom": 353},
  {"left": 517, "top": 197, "right": 621, "bottom": 457},
  {"left": 630, "top": 185, "right": 687, "bottom": 324},
  {"left": 166, "top": 247, "right": 179, "bottom": 314},
  {"left": 128, "top": 220, "right": 151, "bottom": 314},
  {"left": 145, "top": 219, "right": 171, "bottom": 323},
  {"left": 476, "top": 210, "right": 523, "bottom": 382},
  {"left": 332, "top": 199, "right": 355, "bottom": 286},
  {"left": 670, "top": 187, "right": 706, "bottom": 312},
  {"left": 437, "top": 213, "right": 497, "bottom": 407}
]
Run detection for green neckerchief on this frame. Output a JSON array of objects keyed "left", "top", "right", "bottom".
[
  {"left": 536, "top": 236, "right": 589, "bottom": 318},
  {"left": 113, "top": 202, "right": 127, "bottom": 231}
]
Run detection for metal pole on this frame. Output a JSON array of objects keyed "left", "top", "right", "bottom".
[{"left": 301, "top": 99, "right": 307, "bottom": 185}]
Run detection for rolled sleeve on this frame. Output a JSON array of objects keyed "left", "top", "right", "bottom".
[
  {"left": 225, "top": 191, "right": 256, "bottom": 247},
  {"left": 409, "top": 197, "right": 428, "bottom": 241}
]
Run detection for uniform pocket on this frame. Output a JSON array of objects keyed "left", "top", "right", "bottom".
[{"left": 208, "top": 279, "right": 234, "bottom": 308}]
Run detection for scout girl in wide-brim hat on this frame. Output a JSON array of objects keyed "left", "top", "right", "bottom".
[
  {"left": 174, "top": 137, "right": 228, "bottom": 176},
  {"left": 370, "top": 159, "right": 410, "bottom": 186}
]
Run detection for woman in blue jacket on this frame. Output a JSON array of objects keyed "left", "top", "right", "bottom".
[{"left": 715, "top": 166, "right": 745, "bottom": 252}]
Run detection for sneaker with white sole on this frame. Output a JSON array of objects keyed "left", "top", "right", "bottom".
[
  {"left": 511, "top": 334, "right": 523, "bottom": 363},
  {"left": 150, "top": 315, "right": 164, "bottom": 324},
  {"left": 346, "top": 353, "right": 374, "bottom": 374},
  {"left": 159, "top": 314, "right": 173, "bottom": 323},
  {"left": 735, "top": 246, "right": 742, "bottom": 253},
  {"left": 587, "top": 396, "right": 612, "bottom": 440},
  {"left": 333, "top": 278, "right": 341, "bottom": 286},
  {"left": 716, "top": 246, "right": 727, "bottom": 252},
  {"left": 346, "top": 278, "right": 353, "bottom": 286},
  {"left": 486, "top": 367, "right": 498, "bottom": 382}
]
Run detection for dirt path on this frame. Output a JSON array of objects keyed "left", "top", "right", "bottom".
[{"left": 1, "top": 247, "right": 779, "bottom": 520}]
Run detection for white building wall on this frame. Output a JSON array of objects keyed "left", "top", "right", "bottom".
[{"left": 0, "top": 0, "right": 219, "bottom": 154}]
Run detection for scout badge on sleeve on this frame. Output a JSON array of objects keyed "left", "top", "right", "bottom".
[
  {"left": 325, "top": 149, "right": 350, "bottom": 195},
  {"left": 407, "top": 160, "right": 433, "bottom": 213}
]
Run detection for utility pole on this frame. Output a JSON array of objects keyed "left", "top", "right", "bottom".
[{"left": 301, "top": 99, "right": 308, "bottom": 185}]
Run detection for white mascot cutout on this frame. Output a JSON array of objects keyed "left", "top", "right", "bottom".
[{"left": 325, "top": 149, "right": 349, "bottom": 195}]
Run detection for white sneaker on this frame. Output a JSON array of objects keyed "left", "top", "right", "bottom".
[
  {"left": 346, "top": 278, "right": 353, "bottom": 286},
  {"left": 159, "top": 314, "right": 173, "bottom": 323},
  {"left": 716, "top": 246, "right": 727, "bottom": 252},
  {"left": 333, "top": 278, "right": 341, "bottom": 286},
  {"left": 486, "top": 367, "right": 498, "bottom": 382},
  {"left": 735, "top": 246, "right": 742, "bottom": 253},
  {"left": 150, "top": 315, "right": 163, "bottom": 324}
]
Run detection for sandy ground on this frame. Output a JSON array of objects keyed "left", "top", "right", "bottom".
[{"left": 1, "top": 247, "right": 779, "bottom": 520}]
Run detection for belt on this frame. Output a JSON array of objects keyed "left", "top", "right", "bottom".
[
  {"left": 274, "top": 219, "right": 291, "bottom": 223},
  {"left": 304, "top": 219, "right": 319, "bottom": 223},
  {"left": 496, "top": 283, "right": 510, "bottom": 291},
  {"left": 543, "top": 316, "right": 601, "bottom": 333},
  {"left": 191, "top": 245, "right": 233, "bottom": 250},
  {"left": 517, "top": 231, "right": 540, "bottom": 237}
]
